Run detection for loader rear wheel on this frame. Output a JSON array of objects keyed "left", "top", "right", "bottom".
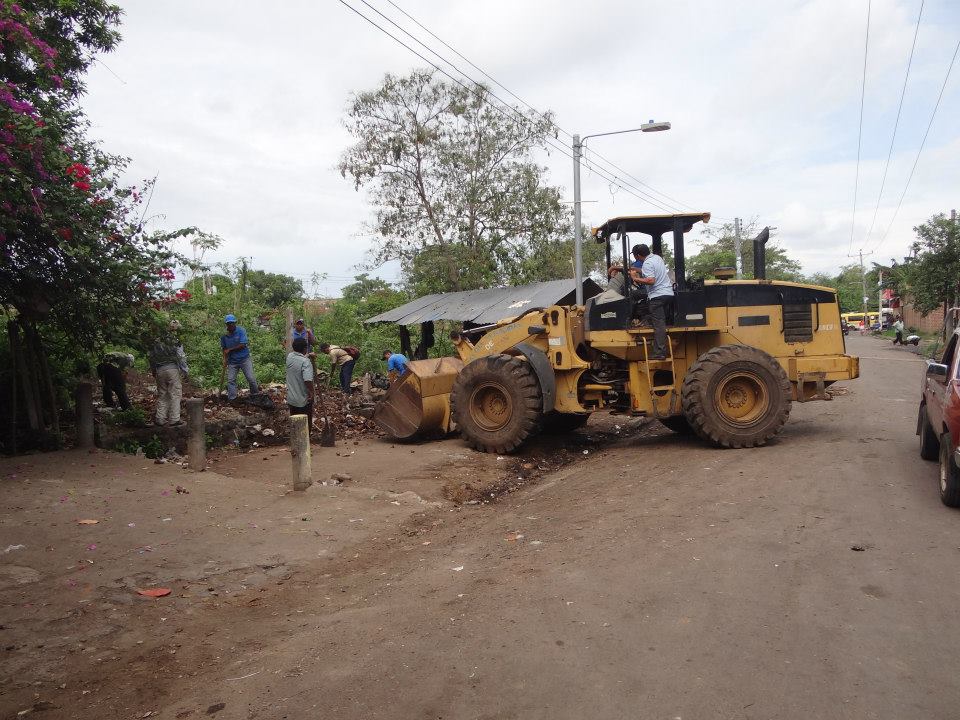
[
  {"left": 681, "top": 344, "right": 791, "bottom": 449},
  {"left": 451, "top": 354, "right": 542, "bottom": 454}
]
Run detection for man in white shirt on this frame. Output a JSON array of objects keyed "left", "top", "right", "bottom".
[{"left": 633, "top": 244, "right": 675, "bottom": 359}]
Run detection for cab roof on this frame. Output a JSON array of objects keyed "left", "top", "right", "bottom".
[{"left": 592, "top": 212, "right": 711, "bottom": 241}]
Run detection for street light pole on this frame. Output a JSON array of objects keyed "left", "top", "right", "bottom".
[
  {"left": 572, "top": 120, "right": 671, "bottom": 306},
  {"left": 573, "top": 134, "right": 584, "bottom": 305}
]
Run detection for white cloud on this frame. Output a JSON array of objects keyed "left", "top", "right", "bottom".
[{"left": 84, "top": 0, "right": 960, "bottom": 292}]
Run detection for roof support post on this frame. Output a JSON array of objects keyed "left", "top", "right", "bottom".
[{"left": 673, "top": 216, "right": 686, "bottom": 292}]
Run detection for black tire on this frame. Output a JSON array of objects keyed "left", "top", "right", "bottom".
[
  {"left": 450, "top": 354, "right": 542, "bottom": 454},
  {"left": 541, "top": 411, "right": 589, "bottom": 434},
  {"left": 659, "top": 416, "right": 693, "bottom": 434},
  {"left": 939, "top": 433, "right": 960, "bottom": 508},
  {"left": 918, "top": 404, "right": 940, "bottom": 461},
  {"left": 681, "top": 344, "right": 791, "bottom": 449}
]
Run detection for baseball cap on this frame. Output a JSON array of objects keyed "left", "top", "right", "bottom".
[
  {"left": 224, "top": 314, "right": 237, "bottom": 323},
  {"left": 295, "top": 318, "right": 304, "bottom": 324}
]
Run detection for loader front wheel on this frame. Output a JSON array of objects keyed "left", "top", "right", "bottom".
[
  {"left": 451, "top": 354, "right": 542, "bottom": 454},
  {"left": 681, "top": 345, "right": 791, "bottom": 449}
]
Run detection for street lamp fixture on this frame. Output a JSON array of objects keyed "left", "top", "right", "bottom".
[{"left": 572, "top": 120, "right": 671, "bottom": 305}]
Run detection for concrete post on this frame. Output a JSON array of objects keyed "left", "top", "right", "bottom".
[
  {"left": 290, "top": 414, "right": 312, "bottom": 491},
  {"left": 75, "top": 380, "right": 94, "bottom": 449},
  {"left": 186, "top": 398, "right": 206, "bottom": 471}
]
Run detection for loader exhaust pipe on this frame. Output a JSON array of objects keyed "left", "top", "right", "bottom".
[{"left": 753, "top": 227, "right": 771, "bottom": 280}]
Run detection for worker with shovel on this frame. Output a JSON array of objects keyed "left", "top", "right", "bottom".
[
  {"left": 220, "top": 314, "right": 260, "bottom": 400},
  {"left": 285, "top": 337, "right": 314, "bottom": 428}
]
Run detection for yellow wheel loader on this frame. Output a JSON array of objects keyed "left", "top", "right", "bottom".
[{"left": 375, "top": 213, "right": 859, "bottom": 453}]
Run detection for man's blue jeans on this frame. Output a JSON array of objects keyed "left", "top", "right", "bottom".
[
  {"left": 339, "top": 359, "right": 357, "bottom": 394},
  {"left": 226, "top": 357, "right": 259, "bottom": 400}
]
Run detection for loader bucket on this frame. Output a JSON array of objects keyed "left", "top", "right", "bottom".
[{"left": 373, "top": 356, "right": 464, "bottom": 440}]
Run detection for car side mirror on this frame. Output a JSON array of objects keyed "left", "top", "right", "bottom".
[{"left": 926, "top": 362, "right": 949, "bottom": 382}]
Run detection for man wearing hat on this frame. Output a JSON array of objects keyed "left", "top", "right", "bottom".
[
  {"left": 149, "top": 319, "right": 189, "bottom": 426},
  {"left": 291, "top": 318, "right": 315, "bottom": 356},
  {"left": 221, "top": 314, "right": 259, "bottom": 400}
]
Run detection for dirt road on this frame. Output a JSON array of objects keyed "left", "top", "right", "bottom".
[{"left": 3, "top": 334, "right": 958, "bottom": 719}]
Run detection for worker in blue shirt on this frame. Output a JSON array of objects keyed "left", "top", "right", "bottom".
[
  {"left": 291, "top": 318, "right": 315, "bottom": 355},
  {"left": 382, "top": 350, "right": 409, "bottom": 379},
  {"left": 221, "top": 314, "right": 260, "bottom": 400}
]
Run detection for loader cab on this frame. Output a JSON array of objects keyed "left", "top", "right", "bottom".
[{"left": 587, "top": 212, "right": 712, "bottom": 331}]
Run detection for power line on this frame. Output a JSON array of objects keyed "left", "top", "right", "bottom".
[
  {"left": 848, "top": 0, "right": 872, "bottom": 257},
  {"left": 381, "top": 0, "right": 700, "bottom": 214},
  {"left": 351, "top": 0, "right": 674, "bottom": 212},
  {"left": 874, "top": 34, "right": 960, "bottom": 251},
  {"left": 341, "top": 0, "right": 676, "bottom": 213},
  {"left": 864, "top": 0, "right": 923, "bottom": 247}
]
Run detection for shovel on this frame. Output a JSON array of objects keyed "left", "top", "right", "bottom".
[{"left": 314, "top": 384, "right": 336, "bottom": 447}]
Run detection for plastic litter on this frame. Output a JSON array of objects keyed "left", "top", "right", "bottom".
[
  {"left": 136, "top": 588, "right": 172, "bottom": 598},
  {"left": 3, "top": 544, "right": 26, "bottom": 553},
  {"left": 76, "top": 519, "right": 99, "bottom": 525}
]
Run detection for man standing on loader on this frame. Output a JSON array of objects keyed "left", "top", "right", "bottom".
[{"left": 633, "top": 243, "right": 674, "bottom": 359}]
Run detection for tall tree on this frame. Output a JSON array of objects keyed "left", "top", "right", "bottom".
[
  {"left": 1, "top": 0, "right": 185, "bottom": 443},
  {"left": 898, "top": 213, "right": 960, "bottom": 335},
  {"left": 339, "top": 69, "right": 570, "bottom": 295},
  {"left": 686, "top": 219, "right": 802, "bottom": 281}
]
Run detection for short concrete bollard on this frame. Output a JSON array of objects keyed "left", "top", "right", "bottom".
[
  {"left": 186, "top": 398, "right": 206, "bottom": 471},
  {"left": 290, "top": 414, "right": 312, "bottom": 491},
  {"left": 75, "top": 380, "right": 94, "bottom": 449}
]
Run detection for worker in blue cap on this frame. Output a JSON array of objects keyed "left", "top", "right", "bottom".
[{"left": 220, "top": 314, "right": 259, "bottom": 400}]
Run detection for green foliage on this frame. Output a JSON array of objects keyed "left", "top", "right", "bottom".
[
  {"left": 687, "top": 220, "right": 802, "bottom": 282},
  {"left": 112, "top": 438, "right": 139, "bottom": 455},
  {"left": 142, "top": 434, "right": 163, "bottom": 459},
  {"left": 898, "top": 214, "right": 960, "bottom": 317},
  {"left": 111, "top": 433, "right": 162, "bottom": 457},
  {"left": 244, "top": 269, "right": 304, "bottom": 308},
  {"left": 105, "top": 406, "right": 147, "bottom": 427},
  {"left": 340, "top": 69, "right": 572, "bottom": 294}
]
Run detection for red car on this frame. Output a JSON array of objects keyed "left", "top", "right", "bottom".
[{"left": 918, "top": 329, "right": 960, "bottom": 506}]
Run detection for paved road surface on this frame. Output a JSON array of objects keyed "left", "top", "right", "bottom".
[{"left": 147, "top": 333, "right": 955, "bottom": 720}]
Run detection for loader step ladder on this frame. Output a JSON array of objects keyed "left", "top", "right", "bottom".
[{"left": 640, "top": 335, "right": 680, "bottom": 419}]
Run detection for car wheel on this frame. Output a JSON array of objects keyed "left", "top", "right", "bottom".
[
  {"left": 938, "top": 433, "right": 960, "bottom": 508},
  {"left": 919, "top": 404, "right": 940, "bottom": 461}
]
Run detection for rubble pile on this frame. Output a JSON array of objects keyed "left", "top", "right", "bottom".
[{"left": 94, "top": 371, "right": 385, "bottom": 451}]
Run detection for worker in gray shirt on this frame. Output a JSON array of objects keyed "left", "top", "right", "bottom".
[
  {"left": 149, "top": 320, "right": 189, "bottom": 426},
  {"left": 286, "top": 337, "right": 315, "bottom": 428},
  {"left": 633, "top": 244, "right": 674, "bottom": 359}
]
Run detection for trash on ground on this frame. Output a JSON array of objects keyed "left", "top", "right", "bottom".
[
  {"left": 76, "top": 519, "right": 99, "bottom": 525},
  {"left": 136, "top": 588, "right": 172, "bottom": 598}
]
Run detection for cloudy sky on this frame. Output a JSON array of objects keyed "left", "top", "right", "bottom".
[{"left": 83, "top": 0, "right": 960, "bottom": 295}]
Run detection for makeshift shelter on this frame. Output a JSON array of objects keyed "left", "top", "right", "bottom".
[{"left": 365, "top": 278, "right": 602, "bottom": 358}]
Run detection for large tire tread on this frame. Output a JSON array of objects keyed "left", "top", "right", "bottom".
[
  {"left": 681, "top": 344, "right": 791, "bottom": 449},
  {"left": 939, "top": 433, "right": 960, "bottom": 508},
  {"left": 919, "top": 403, "right": 940, "bottom": 461},
  {"left": 451, "top": 354, "right": 542, "bottom": 454}
]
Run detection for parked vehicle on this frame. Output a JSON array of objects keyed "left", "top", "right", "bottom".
[{"left": 918, "top": 328, "right": 960, "bottom": 506}]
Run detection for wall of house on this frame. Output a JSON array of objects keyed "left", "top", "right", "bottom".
[{"left": 901, "top": 300, "right": 945, "bottom": 333}]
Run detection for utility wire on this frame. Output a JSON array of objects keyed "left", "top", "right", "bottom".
[
  {"left": 874, "top": 34, "right": 960, "bottom": 251},
  {"left": 848, "top": 0, "right": 872, "bottom": 257},
  {"left": 352, "top": 0, "right": 675, "bottom": 212},
  {"left": 864, "top": 0, "right": 923, "bottom": 247},
  {"left": 341, "top": 0, "right": 676, "bottom": 213},
  {"left": 383, "top": 0, "right": 699, "bottom": 214}
]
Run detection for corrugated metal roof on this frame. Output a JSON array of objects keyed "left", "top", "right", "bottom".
[{"left": 365, "top": 278, "right": 602, "bottom": 326}]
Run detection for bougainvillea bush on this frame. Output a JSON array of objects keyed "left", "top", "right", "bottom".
[{"left": 1, "top": 0, "right": 184, "bottom": 350}]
